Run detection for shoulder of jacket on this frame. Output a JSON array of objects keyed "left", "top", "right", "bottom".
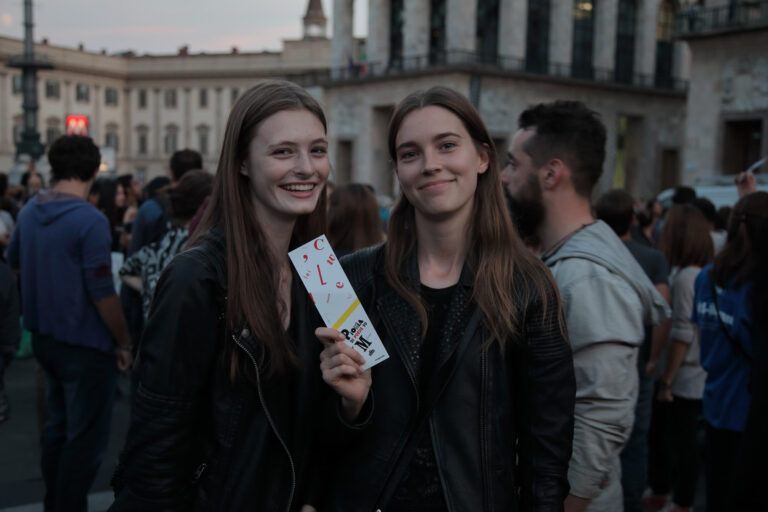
[{"left": 340, "top": 243, "right": 384, "bottom": 288}]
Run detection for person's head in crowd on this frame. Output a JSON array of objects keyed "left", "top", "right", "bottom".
[
  {"left": 48, "top": 135, "right": 101, "bottom": 185},
  {"left": 501, "top": 100, "right": 606, "bottom": 243},
  {"left": 169, "top": 149, "right": 203, "bottom": 182},
  {"left": 190, "top": 79, "right": 328, "bottom": 376},
  {"left": 26, "top": 173, "right": 44, "bottom": 198},
  {"left": 594, "top": 189, "right": 635, "bottom": 238},
  {"left": 166, "top": 170, "right": 213, "bottom": 226},
  {"left": 672, "top": 186, "right": 696, "bottom": 205},
  {"left": 692, "top": 197, "right": 717, "bottom": 231},
  {"left": 713, "top": 191, "right": 768, "bottom": 337},
  {"left": 635, "top": 198, "right": 660, "bottom": 230},
  {"left": 386, "top": 85, "right": 556, "bottom": 346},
  {"left": 659, "top": 204, "right": 713, "bottom": 269},
  {"left": 327, "top": 183, "right": 384, "bottom": 255},
  {"left": 117, "top": 173, "right": 141, "bottom": 207},
  {"left": 715, "top": 206, "right": 731, "bottom": 232},
  {"left": 88, "top": 177, "right": 123, "bottom": 227},
  {"left": 142, "top": 176, "right": 171, "bottom": 201}
]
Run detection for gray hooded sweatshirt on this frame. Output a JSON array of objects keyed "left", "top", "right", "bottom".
[{"left": 543, "top": 220, "right": 670, "bottom": 502}]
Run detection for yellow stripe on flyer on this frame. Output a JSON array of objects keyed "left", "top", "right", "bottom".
[{"left": 332, "top": 298, "right": 361, "bottom": 330}]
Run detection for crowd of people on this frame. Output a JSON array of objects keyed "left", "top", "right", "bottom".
[{"left": 0, "top": 79, "right": 765, "bottom": 512}]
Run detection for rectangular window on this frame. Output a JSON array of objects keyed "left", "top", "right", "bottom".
[
  {"left": 45, "top": 80, "right": 60, "bottom": 99},
  {"left": 105, "top": 132, "right": 119, "bottom": 151},
  {"left": 199, "top": 88, "right": 208, "bottom": 108},
  {"left": 199, "top": 131, "right": 209, "bottom": 155},
  {"left": 138, "top": 89, "right": 147, "bottom": 109},
  {"left": 12, "top": 75, "right": 23, "bottom": 95},
  {"left": 138, "top": 132, "right": 148, "bottom": 155},
  {"left": 136, "top": 168, "right": 147, "bottom": 184},
  {"left": 165, "top": 89, "right": 177, "bottom": 108},
  {"left": 46, "top": 127, "right": 61, "bottom": 145},
  {"left": 76, "top": 83, "right": 90, "bottom": 103},
  {"left": 105, "top": 87, "right": 119, "bottom": 106},
  {"left": 164, "top": 131, "right": 178, "bottom": 154}
]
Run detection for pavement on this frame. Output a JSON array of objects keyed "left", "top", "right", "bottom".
[{"left": 0, "top": 357, "right": 130, "bottom": 512}]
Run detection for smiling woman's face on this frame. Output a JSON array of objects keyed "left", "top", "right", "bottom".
[
  {"left": 240, "top": 108, "right": 329, "bottom": 224},
  {"left": 393, "top": 105, "right": 488, "bottom": 221}
]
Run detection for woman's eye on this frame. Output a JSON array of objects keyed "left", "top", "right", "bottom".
[
  {"left": 273, "top": 148, "right": 292, "bottom": 156},
  {"left": 440, "top": 141, "right": 456, "bottom": 150},
  {"left": 399, "top": 151, "right": 417, "bottom": 161},
  {"left": 311, "top": 146, "right": 328, "bottom": 155}
]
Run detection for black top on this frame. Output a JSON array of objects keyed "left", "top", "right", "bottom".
[{"left": 388, "top": 284, "right": 455, "bottom": 511}]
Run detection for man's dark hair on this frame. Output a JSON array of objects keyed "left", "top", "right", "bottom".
[
  {"left": 715, "top": 206, "right": 731, "bottom": 231},
  {"left": 672, "top": 186, "right": 696, "bottom": 205},
  {"left": 594, "top": 189, "right": 635, "bottom": 237},
  {"left": 169, "top": 149, "right": 202, "bottom": 181},
  {"left": 518, "top": 100, "right": 606, "bottom": 197},
  {"left": 143, "top": 176, "right": 171, "bottom": 200},
  {"left": 692, "top": 197, "right": 717, "bottom": 226},
  {"left": 48, "top": 135, "right": 101, "bottom": 182}
]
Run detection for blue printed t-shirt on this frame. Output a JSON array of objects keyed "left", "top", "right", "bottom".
[
  {"left": 7, "top": 193, "right": 116, "bottom": 353},
  {"left": 691, "top": 264, "right": 753, "bottom": 432}
]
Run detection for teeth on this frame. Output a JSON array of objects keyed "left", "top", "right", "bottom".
[{"left": 282, "top": 184, "right": 314, "bottom": 192}]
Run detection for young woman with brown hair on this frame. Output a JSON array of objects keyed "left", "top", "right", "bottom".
[
  {"left": 110, "top": 80, "right": 365, "bottom": 512},
  {"left": 327, "top": 182, "right": 384, "bottom": 256},
  {"left": 316, "top": 86, "right": 575, "bottom": 511},
  {"left": 646, "top": 204, "right": 714, "bottom": 512}
]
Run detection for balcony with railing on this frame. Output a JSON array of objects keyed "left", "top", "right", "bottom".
[
  {"left": 288, "top": 50, "right": 687, "bottom": 94},
  {"left": 676, "top": 0, "right": 768, "bottom": 38}
]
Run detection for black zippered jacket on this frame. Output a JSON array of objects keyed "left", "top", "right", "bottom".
[
  {"left": 110, "top": 231, "right": 327, "bottom": 512},
  {"left": 325, "top": 245, "right": 576, "bottom": 511}
]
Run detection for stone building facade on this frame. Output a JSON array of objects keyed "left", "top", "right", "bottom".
[
  {"left": 2, "top": 0, "right": 700, "bottom": 199},
  {"left": 324, "top": 0, "right": 692, "bottom": 200},
  {"left": 679, "top": 0, "right": 768, "bottom": 182}
]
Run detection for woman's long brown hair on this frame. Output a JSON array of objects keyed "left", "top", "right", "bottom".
[
  {"left": 386, "top": 86, "right": 561, "bottom": 350},
  {"left": 327, "top": 183, "right": 384, "bottom": 253},
  {"left": 659, "top": 204, "right": 714, "bottom": 268},
  {"left": 190, "top": 80, "right": 327, "bottom": 378}
]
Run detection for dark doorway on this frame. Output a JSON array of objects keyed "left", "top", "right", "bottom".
[{"left": 723, "top": 119, "right": 763, "bottom": 174}]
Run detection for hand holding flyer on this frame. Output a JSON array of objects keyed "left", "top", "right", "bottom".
[{"left": 288, "top": 235, "right": 389, "bottom": 370}]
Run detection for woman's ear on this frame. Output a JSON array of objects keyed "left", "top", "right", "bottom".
[
  {"left": 239, "top": 161, "right": 249, "bottom": 177},
  {"left": 477, "top": 144, "right": 490, "bottom": 175}
]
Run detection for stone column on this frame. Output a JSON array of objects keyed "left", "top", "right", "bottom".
[
  {"left": 214, "top": 87, "right": 223, "bottom": 156},
  {"left": 122, "top": 88, "right": 131, "bottom": 158},
  {"left": 367, "top": 0, "right": 390, "bottom": 71},
  {"left": 403, "top": 0, "right": 429, "bottom": 67},
  {"left": 93, "top": 85, "right": 101, "bottom": 143},
  {"left": 549, "top": 0, "right": 575, "bottom": 72},
  {"left": 635, "top": 0, "right": 661, "bottom": 80},
  {"left": 153, "top": 88, "right": 161, "bottom": 158},
  {"left": 63, "top": 81, "right": 71, "bottom": 117},
  {"left": 673, "top": 41, "right": 689, "bottom": 82},
  {"left": 498, "top": 0, "right": 527, "bottom": 62},
  {"left": 594, "top": 0, "right": 619, "bottom": 75},
  {"left": 446, "top": 0, "right": 478, "bottom": 59},
  {"left": 331, "top": 0, "right": 355, "bottom": 75},
  {"left": 183, "top": 87, "right": 191, "bottom": 148},
  {"left": 0, "top": 71, "right": 9, "bottom": 152}
]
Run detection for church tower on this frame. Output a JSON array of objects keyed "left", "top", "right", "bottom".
[{"left": 303, "top": 0, "right": 328, "bottom": 39}]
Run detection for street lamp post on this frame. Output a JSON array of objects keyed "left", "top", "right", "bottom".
[{"left": 7, "top": 0, "right": 53, "bottom": 162}]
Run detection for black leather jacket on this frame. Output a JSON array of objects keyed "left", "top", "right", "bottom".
[
  {"left": 110, "top": 232, "right": 326, "bottom": 512},
  {"left": 324, "top": 245, "right": 576, "bottom": 512}
]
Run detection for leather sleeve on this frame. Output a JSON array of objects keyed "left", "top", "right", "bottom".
[
  {"left": 110, "top": 251, "right": 221, "bottom": 511},
  {"left": 515, "top": 281, "right": 576, "bottom": 511}
]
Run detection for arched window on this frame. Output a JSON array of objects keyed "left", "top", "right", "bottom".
[
  {"left": 476, "top": 0, "right": 500, "bottom": 63},
  {"left": 526, "top": 0, "right": 551, "bottom": 73},
  {"left": 390, "top": 0, "right": 404, "bottom": 69},
  {"left": 429, "top": 0, "right": 447, "bottom": 65},
  {"left": 615, "top": 0, "right": 637, "bottom": 84},
  {"left": 572, "top": 0, "right": 597, "bottom": 79},
  {"left": 655, "top": 0, "right": 676, "bottom": 88}
]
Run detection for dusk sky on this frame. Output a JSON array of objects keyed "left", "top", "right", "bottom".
[{"left": 0, "top": 0, "right": 368, "bottom": 54}]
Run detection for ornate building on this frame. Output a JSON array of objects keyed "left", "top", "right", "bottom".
[{"left": 4, "top": 0, "right": 742, "bottom": 199}]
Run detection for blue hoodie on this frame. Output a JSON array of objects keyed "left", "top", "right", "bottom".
[{"left": 7, "top": 192, "right": 115, "bottom": 353}]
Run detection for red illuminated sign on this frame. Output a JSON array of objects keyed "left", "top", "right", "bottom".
[{"left": 65, "top": 115, "right": 89, "bottom": 136}]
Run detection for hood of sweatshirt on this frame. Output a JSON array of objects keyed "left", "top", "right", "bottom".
[{"left": 544, "top": 220, "right": 671, "bottom": 326}]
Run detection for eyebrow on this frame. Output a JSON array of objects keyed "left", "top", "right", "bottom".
[
  {"left": 267, "top": 138, "right": 327, "bottom": 150},
  {"left": 395, "top": 131, "right": 463, "bottom": 153}
]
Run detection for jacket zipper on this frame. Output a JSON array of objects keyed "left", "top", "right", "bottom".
[{"left": 232, "top": 330, "right": 296, "bottom": 512}]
